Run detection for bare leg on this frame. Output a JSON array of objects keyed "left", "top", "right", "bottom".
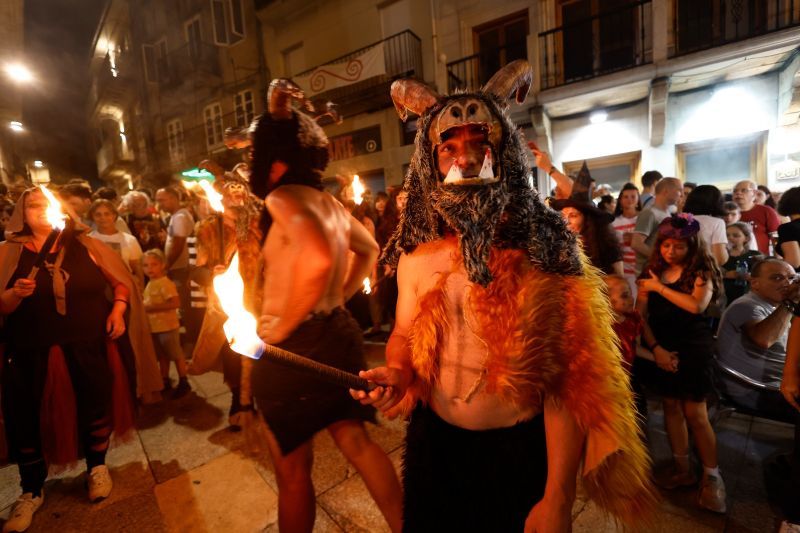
[
  {"left": 264, "top": 427, "right": 315, "bottom": 533},
  {"left": 174, "top": 357, "right": 189, "bottom": 378},
  {"left": 683, "top": 400, "right": 718, "bottom": 468},
  {"left": 328, "top": 420, "right": 403, "bottom": 533},
  {"left": 663, "top": 398, "right": 690, "bottom": 469},
  {"left": 159, "top": 358, "right": 170, "bottom": 379}
]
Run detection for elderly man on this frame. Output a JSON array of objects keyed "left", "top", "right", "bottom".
[
  {"left": 631, "top": 176, "right": 683, "bottom": 275},
  {"left": 733, "top": 180, "right": 781, "bottom": 254},
  {"left": 717, "top": 257, "right": 800, "bottom": 419}
]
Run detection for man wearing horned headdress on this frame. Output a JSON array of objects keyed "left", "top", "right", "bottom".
[
  {"left": 351, "top": 61, "right": 656, "bottom": 531},
  {"left": 248, "top": 79, "right": 402, "bottom": 532}
]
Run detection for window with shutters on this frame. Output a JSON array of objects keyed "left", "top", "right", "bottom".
[
  {"left": 234, "top": 89, "right": 254, "bottom": 127},
  {"left": 204, "top": 103, "right": 224, "bottom": 148},
  {"left": 211, "top": 0, "right": 245, "bottom": 45},
  {"left": 167, "top": 119, "right": 185, "bottom": 164}
]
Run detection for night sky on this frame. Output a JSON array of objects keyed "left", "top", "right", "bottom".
[{"left": 24, "top": 0, "right": 107, "bottom": 183}]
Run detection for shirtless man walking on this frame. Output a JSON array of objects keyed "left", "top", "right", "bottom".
[
  {"left": 252, "top": 82, "right": 402, "bottom": 533},
  {"left": 354, "top": 63, "right": 655, "bottom": 532}
]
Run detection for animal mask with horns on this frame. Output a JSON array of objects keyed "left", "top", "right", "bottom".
[{"left": 383, "top": 60, "right": 582, "bottom": 286}]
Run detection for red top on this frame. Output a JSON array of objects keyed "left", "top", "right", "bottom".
[
  {"left": 740, "top": 204, "right": 781, "bottom": 254},
  {"left": 612, "top": 311, "right": 643, "bottom": 370}
]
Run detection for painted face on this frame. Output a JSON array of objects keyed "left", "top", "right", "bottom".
[
  {"left": 561, "top": 207, "right": 584, "bottom": 234},
  {"left": 435, "top": 125, "right": 496, "bottom": 185},
  {"left": 726, "top": 227, "right": 747, "bottom": 249},
  {"left": 660, "top": 238, "right": 689, "bottom": 266},
  {"left": 92, "top": 205, "right": 117, "bottom": 232},
  {"left": 607, "top": 279, "right": 634, "bottom": 315},
  {"left": 222, "top": 181, "right": 248, "bottom": 208},
  {"left": 141, "top": 254, "right": 166, "bottom": 279}
]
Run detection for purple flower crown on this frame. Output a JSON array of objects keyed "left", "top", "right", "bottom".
[{"left": 657, "top": 212, "right": 700, "bottom": 239}]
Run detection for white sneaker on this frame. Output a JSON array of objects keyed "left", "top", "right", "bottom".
[
  {"left": 87, "top": 465, "right": 113, "bottom": 502},
  {"left": 698, "top": 473, "right": 727, "bottom": 513},
  {"left": 3, "top": 492, "right": 44, "bottom": 533}
]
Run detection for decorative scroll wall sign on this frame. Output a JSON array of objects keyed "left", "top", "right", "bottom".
[{"left": 295, "top": 43, "right": 386, "bottom": 97}]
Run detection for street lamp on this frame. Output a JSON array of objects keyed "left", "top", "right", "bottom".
[
  {"left": 4, "top": 63, "right": 34, "bottom": 83},
  {"left": 9, "top": 121, "right": 24, "bottom": 133}
]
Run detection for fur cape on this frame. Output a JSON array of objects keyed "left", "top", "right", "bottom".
[
  {"left": 189, "top": 212, "right": 263, "bottom": 375},
  {"left": 392, "top": 247, "right": 657, "bottom": 527},
  {"left": 383, "top": 92, "right": 656, "bottom": 525}
]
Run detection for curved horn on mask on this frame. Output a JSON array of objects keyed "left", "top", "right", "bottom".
[
  {"left": 481, "top": 59, "right": 533, "bottom": 105},
  {"left": 390, "top": 79, "right": 440, "bottom": 122},
  {"left": 268, "top": 78, "right": 314, "bottom": 120}
]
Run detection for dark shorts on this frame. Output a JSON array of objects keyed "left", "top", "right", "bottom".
[
  {"left": 402, "top": 405, "right": 547, "bottom": 533},
  {"left": 252, "top": 308, "right": 375, "bottom": 455}
]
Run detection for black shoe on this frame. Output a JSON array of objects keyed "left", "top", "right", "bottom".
[
  {"left": 173, "top": 378, "right": 191, "bottom": 399},
  {"left": 162, "top": 378, "right": 173, "bottom": 391}
]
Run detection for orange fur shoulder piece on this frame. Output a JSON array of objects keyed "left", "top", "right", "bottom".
[{"left": 404, "top": 248, "right": 657, "bottom": 527}]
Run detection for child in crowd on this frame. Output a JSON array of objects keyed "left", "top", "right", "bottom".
[
  {"left": 721, "top": 222, "right": 762, "bottom": 305},
  {"left": 142, "top": 249, "right": 191, "bottom": 398},
  {"left": 636, "top": 213, "right": 726, "bottom": 513},
  {"left": 605, "top": 274, "right": 652, "bottom": 433}
]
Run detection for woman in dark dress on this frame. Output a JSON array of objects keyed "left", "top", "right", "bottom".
[
  {"left": 0, "top": 188, "right": 161, "bottom": 532},
  {"left": 636, "top": 213, "right": 727, "bottom": 513},
  {"left": 777, "top": 186, "right": 800, "bottom": 269}
]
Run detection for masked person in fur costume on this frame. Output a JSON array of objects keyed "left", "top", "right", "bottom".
[
  {"left": 0, "top": 187, "right": 162, "bottom": 533},
  {"left": 351, "top": 60, "right": 657, "bottom": 532},
  {"left": 188, "top": 169, "right": 264, "bottom": 429}
]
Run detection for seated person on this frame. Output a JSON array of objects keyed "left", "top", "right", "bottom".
[{"left": 717, "top": 257, "right": 800, "bottom": 422}]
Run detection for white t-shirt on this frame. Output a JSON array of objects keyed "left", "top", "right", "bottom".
[
  {"left": 88, "top": 230, "right": 143, "bottom": 272},
  {"left": 166, "top": 208, "right": 194, "bottom": 270},
  {"left": 694, "top": 214, "right": 727, "bottom": 252},
  {"left": 612, "top": 214, "right": 638, "bottom": 277}
]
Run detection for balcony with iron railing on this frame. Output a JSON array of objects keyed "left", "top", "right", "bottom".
[
  {"left": 97, "top": 134, "right": 135, "bottom": 178},
  {"left": 672, "top": 0, "right": 800, "bottom": 57},
  {"left": 293, "top": 30, "right": 423, "bottom": 118},
  {"left": 538, "top": 0, "right": 652, "bottom": 90},
  {"left": 446, "top": 41, "right": 529, "bottom": 94},
  {"left": 157, "top": 42, "right": 222, "bottom": 91},
  {"left": 89, "top": 54, "right": 137, "bottom": 114}
]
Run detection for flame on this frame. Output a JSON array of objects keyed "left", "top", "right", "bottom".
[
  {"left": 352, "top": 174, "right": 365, "bottom": 205},
  {"left": 362, "top": 277, "right": 371, "bottom": 295},
  {"left": 213, "top": 253, "right": 263, "bottom": 358},
  {"left": 197, "top": 180, "right": 224, "bottom": 213},
  {"left": 39, "top": 185, "right": 66, "bottom": 231}
]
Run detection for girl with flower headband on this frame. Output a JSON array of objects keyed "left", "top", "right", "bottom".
[{"left": 636, "top": 212, "right": 727, "bottom": 513}]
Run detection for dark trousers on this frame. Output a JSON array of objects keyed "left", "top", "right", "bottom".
[
  {"left": 402, "top": 405, "right": 548, "bottom": 533},
  {"left": 1, "top": 338, "right": 112, "bottom": 495}
]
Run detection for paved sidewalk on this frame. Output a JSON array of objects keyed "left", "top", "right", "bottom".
[{"left": 0, "top": 343, "right": 795, "bottom": 532}]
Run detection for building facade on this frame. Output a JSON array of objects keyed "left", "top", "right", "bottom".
[
  {"left": 88, "top": 0, "right": 267, "bottom": 191},
  {"left": 0, "top": 0, "right": 26, "bottom": 185}
]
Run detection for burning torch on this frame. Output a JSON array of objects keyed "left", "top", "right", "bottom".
[
  {"left": 27, "top": 185, "right": 67, "bottom": 280},
  {"left": 213, "top": 253, "right": 374, "bottom": 391},
  {"left": 351, "top": 175, "right": 371, "bottom": 295}
]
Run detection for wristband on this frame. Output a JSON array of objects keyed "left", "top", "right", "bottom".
[
  {"left": 114, "top": 298, "right": 128, "bottom": 305},
  {"left": 650, "top": 342, "right": 660, "bottom": 352},
  {"left": 547, "top": 165, "right": 558, "bottom": 176}
]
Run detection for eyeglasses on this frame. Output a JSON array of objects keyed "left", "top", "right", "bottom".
[{"left": 766, "top": 274, "right": 796, "bottom": 283}]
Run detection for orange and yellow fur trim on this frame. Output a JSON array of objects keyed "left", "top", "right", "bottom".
[{"left": 400, "top": 247, "right": 658, "bottom": 527}]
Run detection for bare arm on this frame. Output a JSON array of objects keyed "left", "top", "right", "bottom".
[
  {"left": 145, "top": 295, "right": 180, "bottom": 313},
  {"left": 712, "top": 243, "right": 729, "bottom": 267},
  {"left": 351, "top": 253, "right": 417, "bottom": 413},
  {"left": 637, "top": 288, "right": 679, "bottom": 372},
  {"left": 780, "top": 241, "right": 800, "bottom": 269},
  {"left": 743, "top": 306, "right": 793, "bottom": 350},
  {"left": 527, "top": 141, "right": 573, "bottom": 199},
  {"left": 525, "top": 397, "right": 582, "bottom": 531},
  {"left": 612, "top": 261, "right": 624, "bottom": 276},
  {"left": 630, "top": 233, "right": 650, "bottom": 259},
  {"left": 640, "top": 273, "right": 713, "bottom": 315},
  {"left": 165, "top": 235, "right": 187, "bottom": 270},
  {"left": 342, "top": 214, "right": 379, "bottom": 300}
]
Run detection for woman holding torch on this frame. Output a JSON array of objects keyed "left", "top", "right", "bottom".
[{"left": 0, "top": 187, "right": 161, "bottom": 533}]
